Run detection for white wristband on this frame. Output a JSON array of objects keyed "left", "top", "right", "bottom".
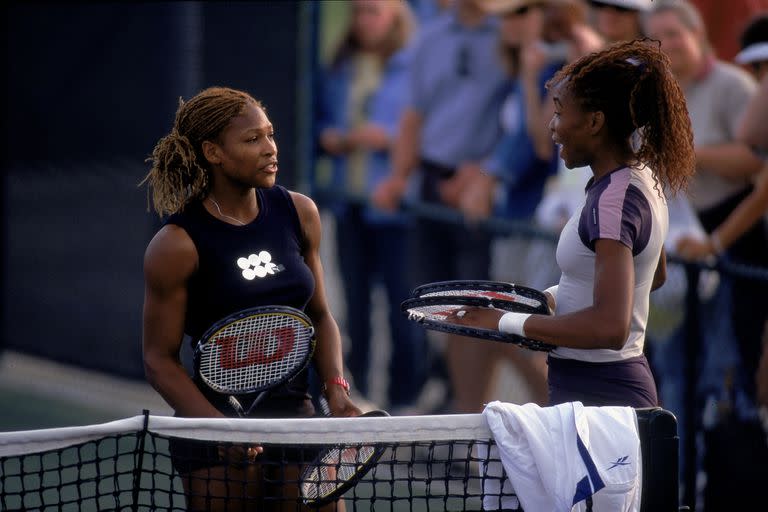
[
  {"left": 498, "top": 312, "right": 531, "bottom": 337},
  {"left": 544, "top": 285, "right": 559, "bottom": 302}
]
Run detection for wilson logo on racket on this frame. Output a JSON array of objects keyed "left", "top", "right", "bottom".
[
  {"left": 195, "top": 306, "right": 316, "bottom": 403},
  {"left": 214, "top": 327, "right": 296, "bottom": 369},
  {"left": 465, "top": 290, "right": 520, "bottom": 301}
]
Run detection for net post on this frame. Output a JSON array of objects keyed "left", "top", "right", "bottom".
[{"left": 131, "top": 409, "right": 151, "bottom": 512}]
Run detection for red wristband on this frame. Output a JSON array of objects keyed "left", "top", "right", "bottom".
[{"left": 323, "top": 376, "right": 350, "bottom": 396}]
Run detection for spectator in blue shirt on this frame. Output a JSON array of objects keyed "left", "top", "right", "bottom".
[
  {"left": 455, "top": 0, "right": 571, "bottom": 410},
  {"left": 372, "top": 0, "right": 508, "bottom": 413},
  {"left": 316, "top": 0, "right": 428, "bottom": 411}
]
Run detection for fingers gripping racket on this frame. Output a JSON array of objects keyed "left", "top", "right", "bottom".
[
  {"left": 300, "top": 401, "right": 389, "bottom": 507},
  {"left": 402, "top": 280, "right": 556, "bottom": 352},
  {"left": 194, "top": 305, "right": 316, "bottom": 417}
]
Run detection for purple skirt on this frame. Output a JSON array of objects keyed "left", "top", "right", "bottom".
[{"left": 547, "top": 354, "right": 658, "bottom": 408}]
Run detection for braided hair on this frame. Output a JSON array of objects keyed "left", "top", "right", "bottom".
[
  {"left": 547, "top": 39, "right": 695, "bottom": 194},
  {"left": 141, "top": 86, "right": 263, "bottom": 216}
]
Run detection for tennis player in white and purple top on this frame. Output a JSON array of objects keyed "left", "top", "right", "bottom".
[
  {"left": 547, "top": 162, "right": 668, "bottom": 406},
  {"left": 452, "top": 40, "right": 696, "bottom": 407}
]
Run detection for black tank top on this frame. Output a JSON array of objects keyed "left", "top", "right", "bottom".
[{"left": 165, "top": 185, "right": 316, "bottom": 416}]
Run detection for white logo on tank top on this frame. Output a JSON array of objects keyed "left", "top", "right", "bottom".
[{"left": 236, "top": 251, "right": 285, "bottom": 280}]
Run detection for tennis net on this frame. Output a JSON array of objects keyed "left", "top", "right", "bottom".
[{"left": 0, "top": 408, "right": 678, "bottom": 511}]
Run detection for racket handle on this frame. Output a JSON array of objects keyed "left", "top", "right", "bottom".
[
  {"left": 244, "top": 391, "right": 269, "bottom": 416},
  {"left": 319, "top": 395, "right": 332, "bottom": 416},
  {"left": 228, "top": 396, "right": 246, "bottom": 417},
  {"left": 229, "top": 392, "right": 268, "bottom": 417}
]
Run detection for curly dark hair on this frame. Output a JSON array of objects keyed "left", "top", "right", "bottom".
[
  {"left": 547, "top": 39, "right": 695, "bottom": 194},
  {"left": 140, "top": 86, "right": 263, "bottom": 216}
]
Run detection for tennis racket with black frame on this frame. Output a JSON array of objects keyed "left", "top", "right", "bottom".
[
  {"left": 402, "top": 280, "right": 556, "bottom": 352},
  {"left": 300, "top": 398, "right": 389, "bottom": 507},
  {"left": 193, "top": 305, "right": 316, "bottom": 417},
  {"left": 411, "top": 279, "right": 551, "bottom": 312}
]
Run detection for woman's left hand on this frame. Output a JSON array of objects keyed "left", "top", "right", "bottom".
[
  {"left": 325, "top": 386, "right": 363, "bottom": 417},
  {"left": 520, "top": 42, "right": 548, "bottom": 83},
  {"left": 675, "top": 236, "right": 714, "bottom": 260},
  {"left": 446, "top": 307, "right": 505, "bottom": 331},
  {"left": 347, "top": 123, "right": 388, "bottom": 151},
  {"left": 439, "top": 163, "right": 483, "bottom": 209}
]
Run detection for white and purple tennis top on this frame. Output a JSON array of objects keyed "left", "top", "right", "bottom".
[{"left": 552, "top": 165, "right": 668, "bottom": 363}]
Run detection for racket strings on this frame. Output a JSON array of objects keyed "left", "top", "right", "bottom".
[
  {"left": 199, "top": 313, "right": 313, "bottom": 393},
  {"left": 402, "top": 298, "right": 556, "bottom": 351},
  {"left": 406, "top": 303, "right": 472, "bottom": 323},
  {"left": 420, "top": 289, "right": 543, "bottom": 309},
  {"left": 301, "top": 444, "right": 379, "bottom": 500}
]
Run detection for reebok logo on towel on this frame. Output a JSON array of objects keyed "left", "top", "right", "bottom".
[{"left": 607, "top": 456, "right": 630, "bottom": 470}]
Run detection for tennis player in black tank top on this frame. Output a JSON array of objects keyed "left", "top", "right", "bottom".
[
  {"left": 166, "top": 186, "right": 317, "bottom": 416},
  {"left": 141, "top": 86, "right": 361, "bottom": 511}
]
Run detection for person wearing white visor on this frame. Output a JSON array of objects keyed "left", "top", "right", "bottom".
[
  {"left": 588, "top": 0, "right": 653, "bottom": 44},
  {"left": 734, "top": 14, "right": 768, "bottom": 80}
]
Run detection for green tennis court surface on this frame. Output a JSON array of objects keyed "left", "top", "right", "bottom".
[
  {"left": 0, "top": 385, "right": 118, "bottom": 431},
  {"left": 0, "top": 351, "right": 172, "bottom": 432}
]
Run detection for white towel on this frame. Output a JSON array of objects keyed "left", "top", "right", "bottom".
[{"left": 481, "top": 401, "right": 641, "bottom": 512}]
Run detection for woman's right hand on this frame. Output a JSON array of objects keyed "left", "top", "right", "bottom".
[
  {"left": 218, "top": 444, "right": 264, "bottom": 465},
  {"left": 446, "top": 306, "right": 505, "bottom": 331},
  {"left": 568, "top": 24, "right": 604, "bottom": 61},
  {"left": 543, "top": 291, "right": 556, "bottom": 315},
  {"left": 319, "top": 128, "right": 349, "bottom": 156},
  {"left": 459, "top": 170, "right": 495, "bottom": 223},
  {"left": 371, "top": 175, "right": 407, "bottom": 211},
  {"left": 674, "top": 235, "right": 716, "bottom": 261}
]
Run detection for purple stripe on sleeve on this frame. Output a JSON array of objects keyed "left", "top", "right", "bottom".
[
  {"left": 577, "top": 169, "right": 652, "bottom": 253},
  {"left": 598, "top": 170, "right": 631, "bottom": 241},
  {"left": 620, "top": 185, "right": 653, "bottom": 255}
]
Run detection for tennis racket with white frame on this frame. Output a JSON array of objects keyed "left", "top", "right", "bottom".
[
  {"left": 402, "top": 280, "right": 555, "bottom": 352},
  {"left": 193, "top": 305, "right": 316, "bottom": 417},
  {"left": 300, "top": 398, "right": 389, "bottom": 507}
]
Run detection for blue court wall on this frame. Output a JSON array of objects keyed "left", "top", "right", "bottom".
[{"left": 1, "top": 2, "right": 318, "bottom": 378}]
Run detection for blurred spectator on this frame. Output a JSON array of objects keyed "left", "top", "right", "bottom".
[
  {"left": 372, "top": 0, "right": 507, "bottom": 413},
  {"left": 542, "top": 0, "right": 605, "bottom": 60},
  {"left": 737, "top": 72, "right": 768, "bottom": 488},
  {"left": 645, "top": 1, "right": 768, "bottom": 507},
  {"left": 727, "top": 13, "right": 768, "bottom": 417},
  {"left": 735, "top": 13, "right": 768, "bottom": 148},
  {"left": 453, "top": 0, "right": 572, "bottom": 410},
  {"left": 690, "top": 0, "right": 768, "bottom": 62},
  {"left": 409, "top": 0, "right": 454, "bottom": 24},
  {"left": 315, "top": 0, "right": 428, "bottom": 411},
  {"left": 587, "top": 0, "right": 652, "bottom": 45},
  {"left": 645, "top": 0, "right": 765, "bottom": 400},
  {"left": 527, "top": 0, "right": 603, "bottom": 239},
  {"left": 675, "top": 13, "right": 768, "bottom": 262}
]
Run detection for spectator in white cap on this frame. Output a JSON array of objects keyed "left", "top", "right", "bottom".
[
  {"left": 738, "top": 14, "right": 768, "bottom": 151},
  {"left": 645, "top": 3, "right": 768, "bottom": 507},
  {"left": 588, "top": 0, "right": 652, "bottom": 44},
  {"left": 735, "top": 13, "right": 768, "bottom": 79},
  {"left": 674, "top": 11, "right": 768, "bottom": 260},
  {"left": 675, "top": 11, "right": 768, "bottom": 422}
]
